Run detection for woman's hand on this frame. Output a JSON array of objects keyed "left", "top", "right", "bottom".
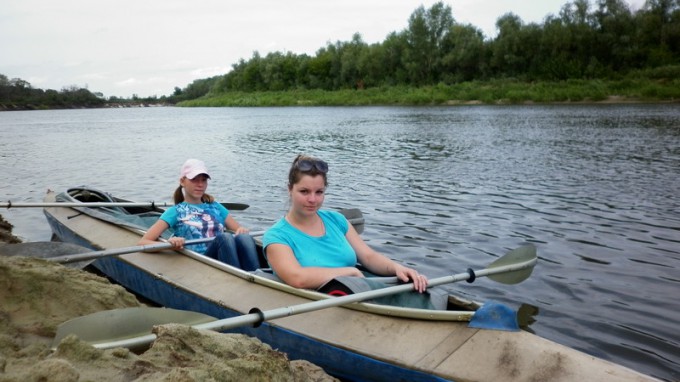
[{"left": 395, "top": 264, "right": 428, "bottom": 293}]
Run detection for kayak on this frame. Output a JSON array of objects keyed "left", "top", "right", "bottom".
[{"left": 42, "top": 187, "right": 657, "bottom": 382}]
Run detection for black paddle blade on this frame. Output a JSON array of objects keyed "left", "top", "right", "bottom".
[
  {"left": 339, "top": 208, "right": 365, "bottom": 234},
  {"left": 221, "top": 203, "right": 249, "bottom": 211}
]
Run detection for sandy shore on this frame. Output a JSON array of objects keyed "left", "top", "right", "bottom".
[{"left": 0, "top": 214, "right": 337, "bottom": 381}]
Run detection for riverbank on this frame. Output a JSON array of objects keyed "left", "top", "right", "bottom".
[
  {"left": 0, "top": 214, "right": 337, "bottom": 381},
  {"left": 178, "top": 78, "right": 680, "bottom": 107}
]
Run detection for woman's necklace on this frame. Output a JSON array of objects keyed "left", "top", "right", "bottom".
[{"left": 286, "top": 212, "right": 325, "bottom": 236}]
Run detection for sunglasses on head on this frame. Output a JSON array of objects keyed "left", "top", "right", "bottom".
[{"left": 295, "top": 158, "right": 329, "bottom": 173}]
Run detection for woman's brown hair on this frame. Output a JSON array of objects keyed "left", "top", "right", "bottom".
[{"left": 288, "top": 154, "right": 329, "bottom": 190}]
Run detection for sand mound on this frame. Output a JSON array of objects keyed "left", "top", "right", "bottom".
[{"left": 0, "top": 255, "right": 336, "bottom": 381}]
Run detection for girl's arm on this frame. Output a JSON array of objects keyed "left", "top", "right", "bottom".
[
  {"left": 138, "top": 220, "right": 185, "bottom": 250},
  {"left": 225, "top": 214, "right": 249, "bottom": 235}
]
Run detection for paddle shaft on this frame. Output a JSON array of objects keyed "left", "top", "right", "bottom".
[
  {"left": 49, "top": 216, "right": 363, "bottom": 264},
  {"left": 50, "top": 233, "right": 264, "bottom": 264},
  {"left": 2, "top": 201, "right": 250, "bottom": 210},
  {"left": 92, "top": 246, "right": 537, "bottom": 350}
]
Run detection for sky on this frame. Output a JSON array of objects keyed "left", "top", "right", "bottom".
[{"left": 1, "top": 0, "right": 644, "bottom": 99}]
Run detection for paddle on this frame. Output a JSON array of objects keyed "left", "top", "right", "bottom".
[
  {"left": 47, "top": 208, "right": 365, "bottom": 264},
  {"left": 0, "top": 242, "right": 94, "bottom": 269},
  {"left": 49, "top": 236, "right": 255, "bottom": 264},
  {"left": 53, "top": 244, "right": 537, "bottom": 350},
  {"left": 341, "top": 207, "right": 364, "bottom": 234},
  {"left": 2, "top": 201, "right": 250, "bottom": 211}
]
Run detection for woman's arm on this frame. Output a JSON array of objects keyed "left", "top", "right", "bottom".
[
  {"left": 345, "top": 225, "right": 428, "bottom": 293},
  {"left": 266, "top": 243, "right": 363, "bottom": 289}
]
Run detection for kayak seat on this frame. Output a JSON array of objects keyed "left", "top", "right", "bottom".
[
  {"left": 205, "top": 234, "right": 261, "bottom": 272},
  {"left": 70, "top": 187, "right": 129, "bottom": 215}
]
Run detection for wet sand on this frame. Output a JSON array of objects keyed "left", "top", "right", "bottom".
[{"left": 0, "top": 214, "right": 337, "bottom": 381}]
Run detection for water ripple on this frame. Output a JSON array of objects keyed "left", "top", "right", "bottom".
[{"left": 1, "top": 105, "right": 679, "bottom": 381}]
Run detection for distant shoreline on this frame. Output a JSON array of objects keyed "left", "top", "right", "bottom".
[
  {"left": 0, "top": 102, "right": 169, "bottom": 112},
  {"left": 2, "top": 94, "right": 677, "bottom": 112}
]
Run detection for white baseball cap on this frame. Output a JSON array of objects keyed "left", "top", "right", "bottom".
[{"left": 180, "top": 159, "right": 211, "bottom": 179}]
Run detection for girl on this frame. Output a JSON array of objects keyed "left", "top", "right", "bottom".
[{"left": 139, "top": 158, "right": 259, "bottom": 271}]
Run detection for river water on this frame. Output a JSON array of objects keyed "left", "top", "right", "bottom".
[{"left": 1, "top": 105, "right": 678, "bottom": 381}]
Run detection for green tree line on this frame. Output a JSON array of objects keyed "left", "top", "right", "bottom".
[
  {"left": 174, "top": 0, "right": 679, "bottom": 102},
  {"left": 0, "top": 74, "right": 107, "bottom": 110}
]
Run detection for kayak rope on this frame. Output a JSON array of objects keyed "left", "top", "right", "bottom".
[
  {"left": 466, "top": 268, "right": 476, "bottom": 283},
  {"left": 249, "top": 307, "right": 265, "bottom": 327}
]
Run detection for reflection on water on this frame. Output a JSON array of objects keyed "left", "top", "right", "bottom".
[
  {"left": 516, "top": 303, "right": 539, "bottom": 333},
  {"left": 1, "top": 105, "right": 679, "bottom": 381}
]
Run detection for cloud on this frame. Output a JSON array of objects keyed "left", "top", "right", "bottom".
[
  {"left": 190, "top": 66, "right": 231, "bottom": 78},
  {"left": 0, "top": 0, "right": 643, "bottom": 98}
]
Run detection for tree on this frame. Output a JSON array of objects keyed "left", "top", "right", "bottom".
[
  {"left": 337, "top": 33, "right": 369, "bottom": 89},
  {"left": 379, "top": 31, "right": 409, "bottom": 85},
  {"left": 490, "top": 13, "right": 527, "bottom": 77},
  {"left": 440, "top": 24, "right": 486, "bottom": 82},
  {"left": 307, "top": 44, "right": 338, "bottom": 90},
  {"left": 403, "top": 2, "right": 455, "bottom": 85},
  {"left": 593, "top": 0, "right": 637, "bottom": 71},
  {"left": 637, "top": 0, "right": 680, "bottom": 65}
]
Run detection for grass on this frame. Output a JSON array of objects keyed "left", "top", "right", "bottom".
[{"left": 178, "top": 76, "right": 680, "bottom": 107}]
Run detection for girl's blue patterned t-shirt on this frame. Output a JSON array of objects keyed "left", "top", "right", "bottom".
[{"left": 160, "top": 201, "right": 228, "bottom": 254}]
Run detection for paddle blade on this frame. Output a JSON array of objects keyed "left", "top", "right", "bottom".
[
  {"left": 468, "top": 300, "right": 519, "bottom": 331},
  {"left": 221, "top": 203, "right": 249, "bottom": 211},
  {"left": 339, "top": 208, "right": 365, "bottom": 234},
  {"left": 486, "top": 244, "right": 537, "bottom": 285},
  {"left": 52, "top": 307, "right": 216, "bottom": 348},
  {"left": 0, "top": 242, "right": 94, "bottom": 269}
]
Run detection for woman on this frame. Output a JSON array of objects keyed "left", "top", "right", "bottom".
[
  {"left": 139, "top": 158, "right": 259, "bottom": 271},
  {"left": 263, "top": 154, "right": 428, "bottom": 293}
]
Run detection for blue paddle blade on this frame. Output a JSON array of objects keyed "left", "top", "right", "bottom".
[{"left": 468, "top": 300, "right": 519, "bottom": 331}]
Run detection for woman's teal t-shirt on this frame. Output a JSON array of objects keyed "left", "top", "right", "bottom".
[{"left": 263, "top": 210, "right": 357, "bottom": 268}]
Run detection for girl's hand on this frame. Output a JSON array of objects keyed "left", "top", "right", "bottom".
[
  {"left": 233, "top": 226, "right": 250, "bottom": 235},
  {"left": 168, "top": 236, "right": 185, "bottom": 249}
]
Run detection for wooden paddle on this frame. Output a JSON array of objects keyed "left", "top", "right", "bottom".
[
  {"left": 2, "top": 201, "right": 251, "bottom": 211},
  {"left": 52, "top": 244, "right": 537, "bottom": 350}
]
